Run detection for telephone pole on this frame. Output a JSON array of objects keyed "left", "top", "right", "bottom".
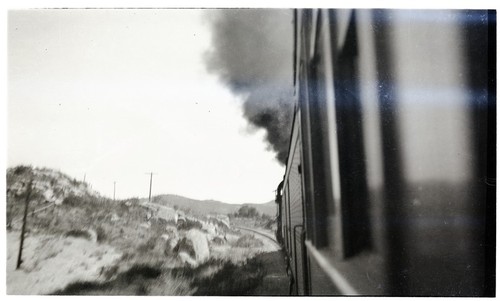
[
  {"left": 145, "top": 172, "right": 157, "bottom": 202},
  {"left": 17, "top": 179, "right": 33, "bottom": 269},
  {"left": 113, "top": 181, "right": 116, "bottom": 201}
]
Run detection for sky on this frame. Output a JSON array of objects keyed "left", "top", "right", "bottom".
[{"left": 7, "top": 9, "right": 288, "bottom": 204}]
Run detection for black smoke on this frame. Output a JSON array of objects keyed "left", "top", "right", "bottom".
[{"left": 204, "top": 9, "right": 295, "bottom": 165}]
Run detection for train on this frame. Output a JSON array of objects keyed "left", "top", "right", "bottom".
[{"left": 275, "top": 9, "right": 495, "bottom": 296}]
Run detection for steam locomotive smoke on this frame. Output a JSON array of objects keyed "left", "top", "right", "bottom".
[{"left": 204, "top": 9, "right": 294, "bottom": 164}]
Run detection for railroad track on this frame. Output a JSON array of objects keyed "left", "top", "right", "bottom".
[{"left": 234, "top": 226, "right": 281, "bottom": 249}]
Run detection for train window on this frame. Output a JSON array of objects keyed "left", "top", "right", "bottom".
[
  {"left": 299, "top": 9, "right": 331, "bottom": 249},
  {"left": 330, "top": 10, "right": 371, "bottom": 257},
  {"left": 304, "top": 10, "right": 371, "bottom": 258}
]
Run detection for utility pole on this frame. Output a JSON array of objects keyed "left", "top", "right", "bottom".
[
  {"left": 17, "top": 179, "right": 33, "bottom": 269},
  {"left": 145, "top": 172, "right": 157, "bottom": 202},
  {"left": 83, "top": 173, "right": 86, "bottom": 183},
  {"left": 113, "top": 181, "right": 116, "bottom": 201}
]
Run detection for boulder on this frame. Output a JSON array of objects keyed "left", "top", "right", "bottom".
[
  {"left": 139, "top": 222, "right": 151, "bottom": 229},
  {"left": 165, "top": 225, "right": 179, "bottom": 238},
  {"left": 178, "top": 251, "right": 198, "bottom": 267},
  {"left": 86, "top": 229, "right": 98, "bottom": 242},
  {"left": 174, "top": 229, "right": 209, "bottom": 266},
  {"left": 110, "top": 213, "right": 120, "bottom": 222},
  {"left": 203, "top": 223, "right": 217, "bottom": 236},
  {"left": 212, "top": 236, "right": 226, "bottom": 245},
  {"left": 164, "top": 237, "right": 179, "bottom": 256},
  {"left": 186, "top": 229, "right": 210, "bottom": 262}
]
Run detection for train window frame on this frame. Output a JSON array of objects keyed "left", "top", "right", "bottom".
[
  {"left": 330, "top": 9, "right": 371, "bottom": 258},
  {"left": 305, "top": 8, "right": 347, "bottom": 257},
  {"left": 306, "top": 9, "right": 372, "bottom": 258},
  {"left": 300, "top": 9, "right": 385, "bottom": 294}
]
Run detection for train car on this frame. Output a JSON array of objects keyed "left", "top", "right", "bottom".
[{"left": 277, "top": 9, "right": 495, "bottom": 296}]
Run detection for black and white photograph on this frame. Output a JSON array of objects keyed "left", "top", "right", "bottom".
[{"left": 4, "top": 1, "right": 496, "bottom": 297}]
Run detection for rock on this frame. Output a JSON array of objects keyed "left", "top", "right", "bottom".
[
  {"left": 186, "top": 229, "right": 209, "bottom": 262},
  {"left": 54, "top": 197, "right": 64, "bottom": 205},
  {"left": 212, "top": 236, "right": 226, "bottom": 245},
  {"left": 164, "top": 237, "right": 179, "bottom": 256},
  {"left": 177, "top": 215, "right": 186, "bottom": 225},
  {"left": 165, "top": 225, "right": 179, "bottom": 238},
  {"left": 139, "top": 222, "right": 151, "bottom": 229},
  {"left": 86, "top": 229, "right": 98, "bottom": 243},
  {"left": 110, "top": 213, "right": 120, "bottom": 222},
  {"left": 178, "top": 251, "right": 198, "bottom": 267},
  {"left": 174, "top": 229, "right": 209, "bottom": 265},
  {"left": 203, "top": 223, "right": 217, "bottom": 236}
]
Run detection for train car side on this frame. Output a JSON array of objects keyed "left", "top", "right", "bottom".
[{"left": 277, "top": 9, "right": 495, "bottom": 296}]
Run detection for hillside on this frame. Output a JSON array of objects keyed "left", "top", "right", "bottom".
[
  {"left": 6, "top": 165, "right": 284, "bottom": 296},
  {"left": 150, "top": 194, "right": 276, "bottom": 217},
  {"left": 6, "top": 165, "right": 276, "bottom": 219},
  {"left": 6, "top": 166, "right": 105, "bottom": 226}
]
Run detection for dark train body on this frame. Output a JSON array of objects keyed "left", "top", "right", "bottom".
[{"left": 276, "top": 9, "right": 495, "bottom": 296}]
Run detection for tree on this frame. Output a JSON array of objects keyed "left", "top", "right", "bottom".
[{"left": 237, "top": 205, "right": 259, "bottom": 218}]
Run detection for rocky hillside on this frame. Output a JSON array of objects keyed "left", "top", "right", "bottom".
[
  {"left": 7, "top": 165, "right": 102, "bottom": 205},
  {"left": 6, "top": 165, "right": 284, "bottom": 296}
]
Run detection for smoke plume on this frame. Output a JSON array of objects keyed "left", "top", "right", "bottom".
[{"left": 204, "top": 9, "right": 295, "bottom": 165}]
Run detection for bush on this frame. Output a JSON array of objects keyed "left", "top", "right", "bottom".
[
  {"left": 13, "top": 165, "right": 32, "bottom": 176},
  {"left": 177, "top": 219, "right": 203, "bottom": 231},
  {"left": 234, "top": 235, "right": 264, "bottom": 248},
  {"left": 235, "top": 206, "right": 260, "bottom": 218},
  {"left": 137, "top": 237, "right": 158, "bottom": 253},
  {"left": 192, "top": 258, "right": 265, "bottom": 295},
  {"left": 96, "top": 226, "right": 106, "bottom": 242},
  {"left": 65, "top": 229, "right": 92, "bottom": 240},
  {"left": 52, "top": 264, "right": 162, "bottom": 295},
  {"left": 123, "top": 264, "right": 162, "bottom": 283},
  {"left": 62, "top": 195, "right": 84, "bottom": 206},
  {"left": 52, "top": 281, "right": 104, "bottom": 295}
]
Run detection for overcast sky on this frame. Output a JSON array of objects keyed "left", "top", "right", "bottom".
[{"left": 7, "top": 9, "right": 288, "bottom": 204}]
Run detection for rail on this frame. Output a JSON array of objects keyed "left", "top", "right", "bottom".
[{"left": 234, "top": 225, "right": 280, "bottom": 248}]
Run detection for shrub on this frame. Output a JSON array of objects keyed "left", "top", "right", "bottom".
[
  {"left": 52, "top": 281, "right": 104, "bottom": 295},
  {"left": 65, "top": 229, "right": 92, "bottom": 240},
  {"left": 234, "top": 235, "right": 264, "bottom": 248},
  {"left": 13, "top": 165, "right": 32, "bottom": 176},
  {"left": 52, "top": 264, "right": 162, "bottom": 295},
  {"left": 96, "top": 226, "right": 106, "bottom": 242},
  {"left": 62, "top": 195, "right": 84, "bottom": 206},
  {"left": 137, "top": 237, "right": 158, "bottom": 253},
  {"left": 122, "top": 264, "right": 162, "bottom": 284},
  {"left": 177, "top": 219, "right": 203, "bottom": 231},
  {"left": 192, "top": 257, "right": 265, "bottom": 295},
  {"left": 235, "top": 206, "right": 260, "bottom": 218},
  {"left": 100, "top": 265, "right": 119, "bottom": 281}
]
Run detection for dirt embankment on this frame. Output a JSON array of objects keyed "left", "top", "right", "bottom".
[{"left": 7, "top": 231, "right": 121, "bottom": 295}]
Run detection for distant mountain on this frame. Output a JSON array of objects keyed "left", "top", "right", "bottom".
[{"left": 150, "top": 194, "right": 276, "bottom": 217}]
